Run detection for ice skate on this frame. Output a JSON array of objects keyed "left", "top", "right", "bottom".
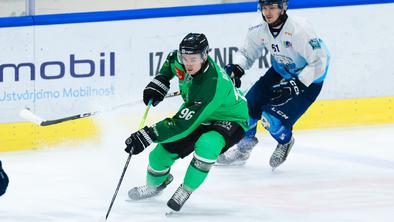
[
  {"left": 167, "top": 184, "right": 192, "bottom": 212},
  {"left": 216, "top": 136, "right": 258, "bottom": 166},
  {"left": 270, "top": 137, "right": 295, "bottom": 169},
  {"left": 128, "top": 174, "right": 173, "bottom": 200}
]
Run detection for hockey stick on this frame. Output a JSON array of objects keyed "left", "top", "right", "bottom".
[
  {"left": 103, "top": 100, "right": 152, "bottom": 221},
  {"left": 19, "top": 91, "right": 180, "bottom": 126}
]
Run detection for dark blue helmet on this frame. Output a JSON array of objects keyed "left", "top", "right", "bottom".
[
  {"left": 258, "top": 0, "right": 288, "bottom": 10},
  {"left": 179, "top": 33, "right": 209, "bottom": 58},
  {"left": 258, "top": 0, "right": 289, "bottom": 26}
]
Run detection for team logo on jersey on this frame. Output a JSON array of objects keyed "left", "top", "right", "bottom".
[
  {"left": 284, "top": 32, "right": 293, "bottom": 36},
  {"left": 193, "top": 101, "right": 202, "bottom": 106},
  {"left": 283, "top": 41, "right": 292, "bottom": 48},
  {"left": 273, "top": 54, "right": 294, "bottom": 67},
  {"left": 309, "top": 38, "right": 322, "bottom": 50},
  {"left": 175, "top": 66, "right": 185, "bottom": 80}
]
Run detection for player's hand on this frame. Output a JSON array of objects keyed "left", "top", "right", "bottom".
[
  {"left": 270, "top": 78, "right": 306, "bottom": 105},
  {"left": 224, "top": 64, "right": 244, "bottom": 88},
  {"left": 125, "top": 126, "right": 156, "bottom": 155},
  {"left": 0, "top": 161, "right": 9, "bottom": 196},
  {"left": 143, "top": 75, "right": 170, "bottom": 107}
]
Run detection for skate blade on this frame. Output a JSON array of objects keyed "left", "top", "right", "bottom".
[
  {"left": 214, "top": 161, "right": 247, "bottom": 167},
  {"left": 271, "top": 167, "right": 276, "bottom": 172},
  {"left": 215, "top": 164, "right": 246, "bottom": 167},
  {"left": 165, "top": 210, "right": 177, "bottom": 217}
]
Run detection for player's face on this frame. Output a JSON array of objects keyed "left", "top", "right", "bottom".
[
  {"left": 262, "top": 4, "right": 282, "bottom": 25},
  {"left": 180, "top": 54, "right": 204, "bottom": 75}
]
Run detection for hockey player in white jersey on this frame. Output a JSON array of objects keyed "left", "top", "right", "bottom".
[{"left": 217, "top": 0, "right": 330, "bottom": 168}]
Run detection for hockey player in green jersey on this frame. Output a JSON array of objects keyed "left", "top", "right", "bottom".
[{"left": 125, "top": 33, "right": 249, "bottom": 211}]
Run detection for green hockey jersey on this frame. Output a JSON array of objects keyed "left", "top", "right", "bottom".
[{"left": 151, "top": 50, "right": 249, "bottom": 143}]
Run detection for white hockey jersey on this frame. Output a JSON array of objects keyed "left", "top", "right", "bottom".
[{"left": 234, "top": 15, "right": 330, "bottom": 87}]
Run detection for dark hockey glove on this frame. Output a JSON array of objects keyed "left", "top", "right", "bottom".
[
  {"left": 143, "top": 75, "right": 170, "bottom": 107},
  {"left": 224, "top": 64, "right": 245, "bottom": 88},
  {"left": 0, "top": 161, "right": 9, "bottom": 196},
  {"left": 125, "top": 126, "right": 156, "bottom": 155},
  {"left": 270, "top": 78, "right": 306, "bottom": 105}
]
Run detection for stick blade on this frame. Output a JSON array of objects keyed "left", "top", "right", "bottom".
[{"left": 19, "top": 108, "right": 45, "bottom": 125}]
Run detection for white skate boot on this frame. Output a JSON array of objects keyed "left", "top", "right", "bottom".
[
  {"left": 167, "top": 184, "right": 192, "bottom": 211},
  {"left": 216, "top": 136, "right": 258, "bottom": 166},
  {"left": 128, "top": 174, "right": 173, "bottom": 200},
  {"left": 269, "top": 137, "right": 295, "bottom": 169}
]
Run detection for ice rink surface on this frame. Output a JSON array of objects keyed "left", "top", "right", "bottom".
[{"left": 1, "top": 117, "right": 394, "bottom": 222}]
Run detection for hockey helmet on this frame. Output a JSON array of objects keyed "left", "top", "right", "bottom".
[
  {"left": 258, "top": 0, "right": 288, "bottom": 10},
  {"left": 179, "top": 33, "right": 209, "bottom": 60}
]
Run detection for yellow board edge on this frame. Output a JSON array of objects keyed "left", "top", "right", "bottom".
[
  {"left": 0, "top": 118, "right": 99, "bottom": 152},
  {"left": 1, "top": 96, "right": 393, "bottom": 152},
  {"left": 294, "top": 96, "right": 393, "bottom": 130}
]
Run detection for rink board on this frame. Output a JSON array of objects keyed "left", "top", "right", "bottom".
[
  {"left": 0, "top": 118, "right": 98, "bottom": 152},
  {"left": 1, "top": 1, "right": 394, "bottom": 152},
  {"left": 1, "top": 96, "right": 393, "bottom": 152},
  {"left": 293, "top": 96, "right": 394, "bottom": 130}
]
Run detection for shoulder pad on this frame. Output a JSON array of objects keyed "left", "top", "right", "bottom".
[{"left": 167, "top": 50, "right": 178, "bottom": 61}]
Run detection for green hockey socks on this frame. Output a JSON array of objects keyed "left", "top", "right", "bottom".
[
  {"left": 146, "top": 131, "right": 225, "bottom": 192},
  {"left": 183, "top": 131, "right": 225, "bottom": 191}
]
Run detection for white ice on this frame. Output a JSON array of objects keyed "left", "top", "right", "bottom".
[{"left": 1, "top": 107, "right": 394, "bottom": 222}]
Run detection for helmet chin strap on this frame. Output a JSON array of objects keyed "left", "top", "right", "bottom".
[{"left": 193, "top": 58, "right": 209, "bottom": 77}]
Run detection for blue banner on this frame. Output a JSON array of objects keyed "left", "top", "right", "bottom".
[{"left": 0, "top": 0, "right": 393, "bottom": 28}]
